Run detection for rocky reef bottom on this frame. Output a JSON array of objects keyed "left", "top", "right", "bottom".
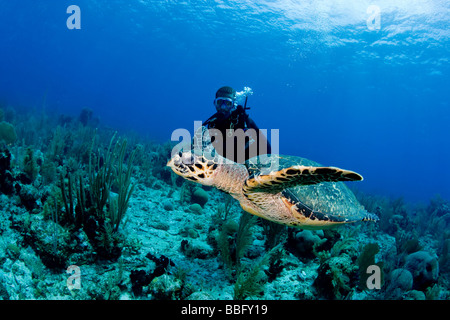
[
  {"left": 0, "top": 107, "right": 448, "bottom": 300},
  {"left": 0, "top": 180, "right": 448, "bottom": 300}
]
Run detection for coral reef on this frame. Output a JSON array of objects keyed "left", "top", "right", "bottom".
[
  {"left": 0, "top": 106, "right": 449, "bottom": 301},
  {"left": 404, "top": 251, "right": 439, "bottom": 291},
  {"left": 0, "top": 121, "right": 17, "bottom": 145}
]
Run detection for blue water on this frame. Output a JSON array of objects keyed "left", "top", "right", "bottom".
[{"left": 1, "top": 0, "right": 449, "bottom": 203}]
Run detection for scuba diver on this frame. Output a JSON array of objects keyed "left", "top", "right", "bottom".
[{"left": 203, "top": 86, "right": 271, "bottom": 164}]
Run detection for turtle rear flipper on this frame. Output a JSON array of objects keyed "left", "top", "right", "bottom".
[{"left": 244, "top": 165, "right": 362, "bottom": 194}]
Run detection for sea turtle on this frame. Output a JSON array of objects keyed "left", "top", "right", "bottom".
[{"left": 167, "top": 127, "right": 378, "bottom": 229}]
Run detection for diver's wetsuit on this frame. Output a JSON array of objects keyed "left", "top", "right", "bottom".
[{"left": 203, "top": 105, "right": 271, "bottom": 164}]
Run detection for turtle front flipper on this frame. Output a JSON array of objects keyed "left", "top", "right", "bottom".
[{"left": 244, "top": 165, "right": 363, "bottom": 194}]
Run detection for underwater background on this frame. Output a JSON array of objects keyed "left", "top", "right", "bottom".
[{"left": 0, "top": 0, "right": 449, "bottom": 301}]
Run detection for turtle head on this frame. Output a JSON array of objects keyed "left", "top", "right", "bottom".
[{"left": 167, "top": 150, "right": 219, "bottom": 186}]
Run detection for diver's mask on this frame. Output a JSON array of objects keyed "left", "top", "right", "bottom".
[{"left": 214, "top": 97, "right": 235, "bottom": 116}]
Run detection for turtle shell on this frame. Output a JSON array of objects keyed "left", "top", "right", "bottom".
[{"left": 245, "top": 154, "right": 371, "bottom": 222}]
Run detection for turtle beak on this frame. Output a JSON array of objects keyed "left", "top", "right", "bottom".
[
  {"left": 167, "top": 154, "right": 188, "bottom": 176},
  {"left": 166, "top": 155, "right": 176, "bottom": 169},
  {"left": 167, "top": 156, "right": 180, "bottom": 170},
  {"left": 167, "top": 152, "right": 182, "bottom": 168}
]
